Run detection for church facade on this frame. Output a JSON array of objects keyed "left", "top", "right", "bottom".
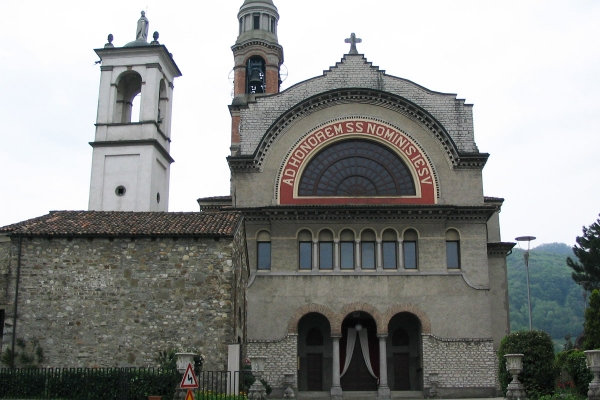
[{"left": 1, "top": 1, "right": 514, "bottom": 399}]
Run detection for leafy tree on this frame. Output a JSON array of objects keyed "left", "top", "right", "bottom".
[
  {"left": 583, "top": 289, "right": 600, "bottom": 350},
  {"left": 567, "top": 215, "right": 600, "bottom": 291},
  {"left": 507, "top": 247, "right": 584, "bottom": 341}
]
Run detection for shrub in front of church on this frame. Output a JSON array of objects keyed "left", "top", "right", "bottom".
[
  {"left": 556, "top": 350, "right": 593, "bottom": 397},
  {"left": 498, "top": 330, "right": 557, "bottom": 398}
]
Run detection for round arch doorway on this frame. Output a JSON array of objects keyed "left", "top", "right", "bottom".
[
  {"left": 386, "top": 312, "right": 423, "bottom": 391},
  {"left": 340, "top": 312, "right": 379, "bottom": 392},
  {"left": 297, "top": 312, "right": 333, "bottom": 392}
]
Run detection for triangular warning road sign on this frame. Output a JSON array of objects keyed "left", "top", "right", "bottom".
[
  {"left": 180, "top": 363, "right": 199, "bottom": 389},
  {"left": 185, "top": 389, "right": 195, "bottom": 400}
]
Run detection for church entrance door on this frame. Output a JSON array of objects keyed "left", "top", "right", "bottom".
[
  {"left": 387, "top": 312, "right": 423, "bottom": 391},
  {"left": 306, "top": 353, "right": 323, "bottom": 390},
  {"left": 297, "top": 312, "right": 332, "bottom": 392},
  {"left": 340, "top": 312, "right": 379, "bottom": 392},
  {"left": 393, "top": 353, "right": 411, "bottom": 390}
]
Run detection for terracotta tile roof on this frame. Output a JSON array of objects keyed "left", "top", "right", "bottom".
[{"left": 0, "top": 211, "right": 242, "bottom": 237}]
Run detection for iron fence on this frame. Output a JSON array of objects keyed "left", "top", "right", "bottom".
[{"left": 0, "top": 368, "right": 254, "bottom": 400}]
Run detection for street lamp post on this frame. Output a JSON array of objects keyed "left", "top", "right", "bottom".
[{"left": 516, "top": 236, "right": 536, "bottom": 331}]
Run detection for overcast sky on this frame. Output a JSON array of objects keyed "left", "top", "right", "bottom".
[{"left": 1, "top": 0, "right": 599, "bottom": 247}]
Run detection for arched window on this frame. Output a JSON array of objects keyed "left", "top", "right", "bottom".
[
  {"left": 361, "top": 229, "right": 376, "bottom": 269},
  {"left": 403, "top": 229, "right": 418, "bottom": 269},
  {"left": 257, "top": 230, "right": 271, "bottom": 270},
  {"left": 446, "top": 229, "right": 461, "bottom": 269},
  {"left": 298, "top": 229, "right": 313, "bottom": 270},
  {"left": 318, "top": 230, "right": 333, "bottom": 270},
  {"left": 340, "top": 229, "right": 355, "bottom": 270},
  {"left": 298, "top": 140, "right": 415, "bottom": 197},
  {"left": 382, "top": 229, "right": 398, "bottom": 269},
  {"left": 114, "top": 71, "right": 142, "bottom": 123}
]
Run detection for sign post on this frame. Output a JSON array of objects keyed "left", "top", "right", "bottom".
[{"left": 180, "top": 362, "right": 198, "bottom": 400}]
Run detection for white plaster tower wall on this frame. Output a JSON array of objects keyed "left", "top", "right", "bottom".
[{"left": 88, "top": 13, "right": 181, "bottom": 212}]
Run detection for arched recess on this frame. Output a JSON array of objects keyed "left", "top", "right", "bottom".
[
  {"left": 339, "top": 311, "right": 379, "bottom": 391},
  {"left": 235, "top": 88, "right": 463, "bottom": 171},
  {"left": 338, "top": 303, "right": 383, "bottom": 335},
  {"left": 382, "top": 304, "right": 431, "bottom": 335},
  {"left": 298, "top": 313, "right": 333, "bottom": 392},
  {"left": 288, "top": 304, "right": 337, "bottom": 334},
  {"left": 386, "top": 312, "right": 423, "bottom": 391},
  {"left": 113, "top": 71, "right": 142, "bottom": 123}
]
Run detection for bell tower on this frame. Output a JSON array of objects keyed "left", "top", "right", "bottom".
[
  {"left": 230, "top": 0, "right": 283, "bottom": 155},
  {"left": 89, "top": 12, "right": 182, "bottom": 212}
]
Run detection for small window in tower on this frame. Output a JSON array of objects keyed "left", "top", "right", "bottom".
[
  {"left": 270, "top": 17, "right": 275, "bottom": 33},
  {"left": 115, "top": 186, "right": 126, "bottom": 196},
  {"left": 157, "top": 193, "right": 160, "bottom": 203},
  {"left": 253, "top": 14, "right": 260, "bottom": 30}
]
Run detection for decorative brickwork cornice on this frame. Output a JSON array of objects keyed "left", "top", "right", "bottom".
[
  {"left": 232, "top": 204, "right": 500, "bottom": 223},
  {"left": 227, "top": 88, "right": 487, "bottom": 172}
]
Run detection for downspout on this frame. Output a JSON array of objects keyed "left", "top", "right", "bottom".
[{"left": 11, "top": 235, "right": 23, "bottom": 367}]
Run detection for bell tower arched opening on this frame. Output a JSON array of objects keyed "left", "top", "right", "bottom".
[
  {"left": 246, "top": 56, "right": 266, "bottom": 94},
  {"left": 114, "top": 71, "right": 142, "bottom": 123}
]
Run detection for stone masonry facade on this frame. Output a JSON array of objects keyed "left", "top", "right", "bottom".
[
  {"left": 238, "top": 55, "right": 477, "bottom": 156},
  {"left": 246, "top": 334, "right": 298, "bottom": 389},
  {"left": 1, "top": 233, "right": 248, "bottom": 371},
  {"left": 422, "top": 334, "right": 496, "bottom": 390}
]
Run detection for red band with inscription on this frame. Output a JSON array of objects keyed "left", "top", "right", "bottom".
[{"left": 278, "top": 119, "right": 436, "bottom": 205}]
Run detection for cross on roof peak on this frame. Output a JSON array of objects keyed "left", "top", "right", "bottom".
[{"left": 345, "top": 33, "right": 362, "bottom": 55}]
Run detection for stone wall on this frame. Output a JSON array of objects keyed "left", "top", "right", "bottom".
[
  {"left": 422, "top": 334, "right": 497, "bottom": 394},
  {"left": 0, "top": 235, "right": 11, "bottom": 352},
  {"left": 247, "top": 334, "right": 298, "bottom": 390},
  {"left": 1, "top": 233, "right": 247, "bottom": 370}
]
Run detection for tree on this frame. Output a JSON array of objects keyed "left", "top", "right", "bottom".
[
  {"left": 583, "top": 289, "right": 600, "bottom": 350},
  {"left": 567, "top": 215, "right": 600, "bottom": 291}
]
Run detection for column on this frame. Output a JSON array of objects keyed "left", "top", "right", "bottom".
[
  {"left": 378, "top": 334, "right": 391, "bottom": 399},
  {"left": 355, "top": 239, "right": 361, "bottom": 269},
  {"left": 398, "top": 239, "right": 404, "bottom": 269},
  {"left": 376, "top": 239, "right": 383, "bottom": 271},
  {"left": 313, "top": 238, "right": 319, "bottom": 270},
  {"left": 334, "top": 239, "right": 340, "bottom": 271},
  {"left": 331, "top": 335, "right": 343, "bottom": 400}
]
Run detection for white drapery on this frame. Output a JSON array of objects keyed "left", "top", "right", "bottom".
[{"left": 340, "top": 328, "right": 378, "bottom": 379}]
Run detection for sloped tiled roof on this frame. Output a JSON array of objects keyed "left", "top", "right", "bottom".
[{"left": 0, "top": 211, "right": 242, "bottom": 237}]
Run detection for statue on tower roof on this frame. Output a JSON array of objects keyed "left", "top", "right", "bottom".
[{"left": 136, "top": 11, "right": 149, "bottom": 41}]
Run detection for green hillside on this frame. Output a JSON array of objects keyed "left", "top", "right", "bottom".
[{"left": 507, "top": 242, "right": 584, "bottom": 341}]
